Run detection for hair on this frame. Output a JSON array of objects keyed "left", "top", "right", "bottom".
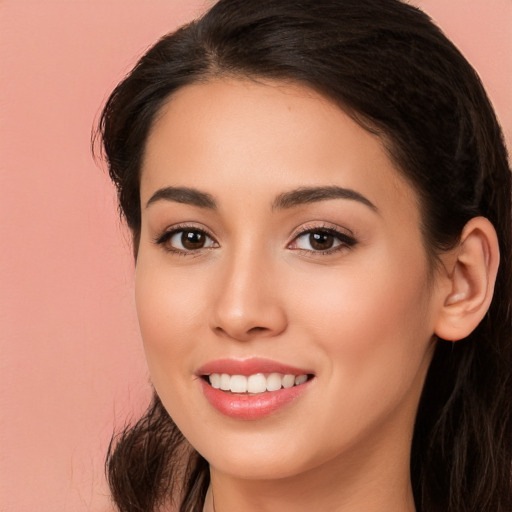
[{"left": 96, "top": 0, "right": 512, "bottom": 511}]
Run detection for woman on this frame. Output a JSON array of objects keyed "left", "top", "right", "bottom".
[{"left": 97, "top": 0, "right": 512, "bottom": 511}]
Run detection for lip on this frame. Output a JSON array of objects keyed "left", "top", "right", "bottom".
[
  {"left": 196, "top": 357, "right": 312, "bottom": 377},
  {"left": 196, "top": 358, "right": 314, "bottom": 420}
]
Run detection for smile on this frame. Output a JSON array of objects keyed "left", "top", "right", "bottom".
[
  {"left": 197, "top": 359, "right": 315, "bottom": 420},
  {"left": 208, "top": 373, "right": 309, "bottom": 394}
]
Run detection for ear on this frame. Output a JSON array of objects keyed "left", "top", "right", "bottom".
[{"left": 434, "top": 217, "right": 500, "bottom": 341}]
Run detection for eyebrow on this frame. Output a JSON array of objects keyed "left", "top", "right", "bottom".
[
  {"left": 145, "top": 184, "right": 377, "bottom": 213},
  {"left": 272, "top": 186, "right": 378, "bottom": 212},
  {"left": 146, "top": 186, "right": 217, "bottom": 210}
]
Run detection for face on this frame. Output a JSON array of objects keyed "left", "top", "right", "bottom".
[{"left": 136, "top": 79, "right": 441, "bottom": 481}]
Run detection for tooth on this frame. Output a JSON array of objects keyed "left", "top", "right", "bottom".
[
  {"left": 220, "top": 373, "right": 231, "bottom": 391},
  {"left": 212, "top": 372, "right": 309, "bottom": 392},
  {"left": 247, "top": 374, "right": 267, "bottom": 393},
  {"left": 266, "top": 373, "right": 283, "bottom": 391},
  {"left": 209, "top": 373, "right": 221, "bottom": 389},
  {"left": 282, "top": 374, "right": 295, "bottom": 389},
  {"left": 230, "top": 375, "right": 248, "bottom": 393},
  {"left": 295, "top": 374, "right": 308, "bottom": 385}
]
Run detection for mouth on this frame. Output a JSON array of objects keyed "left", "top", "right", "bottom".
[
  {"left": 197, "top": 358, "right": 315, "bottom": 419},
  {"left": 202, "top": 372, "right": 313, "bottom": 394}
]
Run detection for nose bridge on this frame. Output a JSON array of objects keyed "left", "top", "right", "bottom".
[{"left": 211, "top": 240, "right": 286, "bottom": 340}]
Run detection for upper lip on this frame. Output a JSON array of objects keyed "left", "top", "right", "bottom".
[{"left": 196, "top": 357, "right": 313, "bottom": 376}]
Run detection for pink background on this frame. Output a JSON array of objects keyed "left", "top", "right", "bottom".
[{"left": 0, "top": 1, "right": 510, "bottom": 511}]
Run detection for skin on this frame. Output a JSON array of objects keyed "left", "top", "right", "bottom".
[{"left": 135, "top": 79, "right": 452, "bottom": 512}]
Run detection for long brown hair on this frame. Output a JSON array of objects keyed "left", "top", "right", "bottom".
[{"left": 97, "top": 1, "right": 512, "bottom": 510}]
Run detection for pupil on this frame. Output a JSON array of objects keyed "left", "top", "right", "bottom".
[
  {"left": 182, "top": 231, "right": 205, "bottom": 249},
  {"left": 310, "top": 232, "right": 334, "bottom": 250}
]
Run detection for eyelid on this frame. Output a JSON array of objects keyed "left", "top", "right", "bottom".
[
  {"left": 290, "top": 221, "right": 354, "bottom": 238},
  {"left": 289, "top": 221, "right": 355, "bottom": 241}
]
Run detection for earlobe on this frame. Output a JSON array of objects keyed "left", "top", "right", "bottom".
[{"left": 434, "top": 217, "right": 500, "bottom": 342}]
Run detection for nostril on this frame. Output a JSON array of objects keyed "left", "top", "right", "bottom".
[
  {"left": 213, "top": 325, "right": 269, "bottom": 339},
  {"left": 248, "top": 326, "right": 267, "bottom": 334}
]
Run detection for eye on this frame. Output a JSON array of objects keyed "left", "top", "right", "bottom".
[
  {"left": 155, "top": 227, "right": 218, "bottom": 253},
  {"left": 289, "top": 227, "right": 356, "bottom": 254}
]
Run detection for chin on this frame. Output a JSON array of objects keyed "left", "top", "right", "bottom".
[
  {"left": 206, "top": 451, "right": 313, "bottom": 481},
  {"left": 188, "top": 426, "right": 338, "bottom": 482}
]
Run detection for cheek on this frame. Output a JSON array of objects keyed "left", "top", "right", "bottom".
[
  {"left": 295, "top": 249, "right": 432, "bottom": 334},
  {"left": 134, "top": 258, "right": 214, "bottom": 430},
  {"left": 294, "top": 249, "right": 435, "bottom": 398},
  {"left": 134, "top": 258, "right": 208, "bottom": 378}
]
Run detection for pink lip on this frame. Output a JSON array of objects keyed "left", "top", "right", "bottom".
[
  {"left": 199, "top": 379, "right": 313, "bottom": 420},
  {"left": 196, "top": 357, "right": 312, "bottom": 377},
  {"left": 196, "top": 358, "right": 314, "bottom": 420}
]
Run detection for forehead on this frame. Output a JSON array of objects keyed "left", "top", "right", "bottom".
[{"left": 140, "top": 78, "right": 418, "bottom": 217}]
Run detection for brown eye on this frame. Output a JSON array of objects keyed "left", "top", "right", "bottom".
[
  {"left": 289, "top": 227, "right": 356, "bottom": 254},
  {"left": 309, "top": 232, "right": 334, "bottom": 250},
  {"left": 181, "top": 230, "right": 206, "bottom": 249},
  {"left": 159, "top": 228, "right": 218, "bottom": 253}
]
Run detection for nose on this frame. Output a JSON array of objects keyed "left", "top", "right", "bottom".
[{"left": 210, "top": 251, "right": 288, "bottom": 342}]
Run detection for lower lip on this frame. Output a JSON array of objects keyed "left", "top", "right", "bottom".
[{"left": 199, "top": 378, "right": 313, "bottom": 420}]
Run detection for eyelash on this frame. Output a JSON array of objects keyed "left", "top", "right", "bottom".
[
  {"left": 289, "top": 225, "right": 357, "bottom": 255},
  {"left": 153, "top": 224, "right": 218, "bottom": 256},
  {"left": 153, "top": 223, "right": 357, "bottom": 256}
]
